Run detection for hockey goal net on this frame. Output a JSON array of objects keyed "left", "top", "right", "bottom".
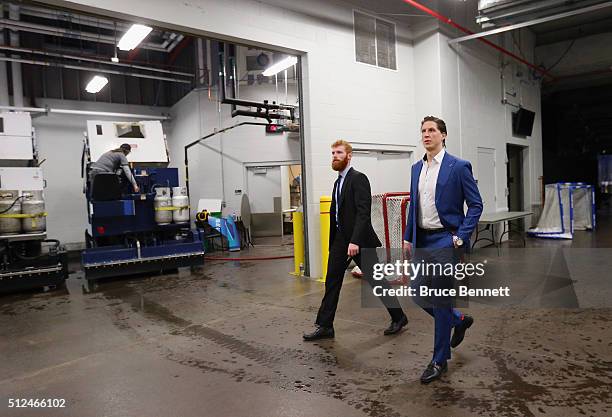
[{"left": 353, "top": 192, "right": 410, "bottom": 282}]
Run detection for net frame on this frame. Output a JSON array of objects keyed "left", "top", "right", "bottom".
[
  {"left": 355, "top": 192, "right": 410, "bottom": 283},
  {"left": 528, "top": 183, "right": 595, "bottom": 239},
  {"left": 372, "top": 192, "right": 410, "bottom": 255}
]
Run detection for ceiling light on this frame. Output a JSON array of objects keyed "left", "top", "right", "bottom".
[
  {"left": 85, "top": 75, "right": 109, "bottom": 93},
  {"left": 263, "top": 56, "right": 297, "bottom": 76},
  {"left": 117, "top": 24, "right": 153, "bottom": 51}
]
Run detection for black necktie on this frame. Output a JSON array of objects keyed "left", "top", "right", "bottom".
[
  {"left": 334, "top": 174, "right": 342, "bottom": 200},
  {"left": 334, "top": 174, "right": 342, "bottom": 224}
]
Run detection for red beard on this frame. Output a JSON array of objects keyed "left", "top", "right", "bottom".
[{"left": 332, "top": 157, "right": 349, "bottom": 172}]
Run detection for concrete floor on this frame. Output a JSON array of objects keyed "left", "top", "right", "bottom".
[{"left": 1, "top": 211, "right": 612, "bottom": 417}]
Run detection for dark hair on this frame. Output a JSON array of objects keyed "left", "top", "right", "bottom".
[
  {"left": 421, "top": 116, "right": 447, "bottom": 147},
  {"left": 112, "top": 143, "right": 132, "bottom": 153}
]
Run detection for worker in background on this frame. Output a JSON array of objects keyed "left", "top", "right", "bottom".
[{"left": 90, "top": 143, "right": 140, "bottom": 193}]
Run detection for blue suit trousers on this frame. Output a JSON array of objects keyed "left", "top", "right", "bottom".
[{"left": 411, "top": 231, "right": 463, "bottom": 365}]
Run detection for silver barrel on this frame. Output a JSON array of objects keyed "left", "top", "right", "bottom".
[
  {"left": 154, "top": 187, "right": 172, "bottom": 225},
  {"left": 0, "top": 190, "right": 22, "bottom": 235},
  {"left": 172, "top": 186, "right": 189, "bottom": 224},
  {"left": 22, "top": 190, "right": 46, "bottom": 233}
]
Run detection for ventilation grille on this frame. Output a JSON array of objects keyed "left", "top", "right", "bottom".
[{"left": 354, "top": 11, "right": 397, "bottom": 70}]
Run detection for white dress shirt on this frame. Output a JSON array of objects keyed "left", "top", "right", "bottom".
[{"left": 417, "top": 148, "right": 445, "bottom": 229}]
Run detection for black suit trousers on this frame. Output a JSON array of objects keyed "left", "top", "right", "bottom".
[{"left": 315, "top": 232, "right": 405, "bottom": 328}]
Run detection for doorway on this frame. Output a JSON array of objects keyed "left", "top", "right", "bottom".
[
  {"left": 476, "top": 147, "right": 496, "bottom": 214},
  {"left": 245, "top": 163, "right": 301, "bottom": 244},
  {"left": 507, "top": 144, "right": 525, "bottom": 229}
]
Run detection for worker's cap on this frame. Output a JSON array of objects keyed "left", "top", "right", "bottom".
[{"left": 120, "top": 143, "right": 132, "bottom": 152}]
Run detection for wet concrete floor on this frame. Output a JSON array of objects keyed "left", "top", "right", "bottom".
[{"left": 1, "top": 213, "right": 612, "bottom": 417}]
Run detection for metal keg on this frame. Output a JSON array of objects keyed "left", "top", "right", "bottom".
[
  {"left": 22, "top": 190, "right": 46, "bottom": 233},
  {"left": 154, "top": 187, "right": 172, "bottom": 225},
  {"left": 0, "top": 190, "right": 22, "bottom": 235},
  {"left": 172, "top": 186, "right": 189, "bottom": 224}
]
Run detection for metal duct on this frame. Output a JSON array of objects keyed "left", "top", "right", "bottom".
[
  {"left": 0, "top": 18, "right": 168, "bottom": 52},
  {"left": 0, "top": 30, "right": 9, "bottom": 106},
  {"left": 0, "top": 56, "right": 192, "bottom": 84},
  {"left": 477, "top": 0, "right": 608, "bottom": 27},
  {"left": 451, "top": 2, "right": 612, "bottom": 44},
  {"left": 0, "top": 105, "right": 171, "bottom": 120},
  {"left": 8, "top": 4, "right": 23, "bottom": 107},
  {"left": 12, "top": 4, "right": 185, "bottom": 53},
  {"left": 0, "top": 45, "right": 194, "bottom": 77}
]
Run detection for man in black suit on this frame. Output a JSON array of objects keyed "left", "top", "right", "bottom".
[{"left": 303, "top": 140, "right": 408, "bottom": 341}]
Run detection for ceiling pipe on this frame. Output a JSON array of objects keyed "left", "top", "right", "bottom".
[
  {"left": 14, "top": 4, "right": 185, "bottom": 53},
  {"left": 165, "top": 34, "right": 185, "bottom": 53},
  {"left": 15, "top": 4, "right": 132, "bottom": 33},
  {"left": 476, "top": 0, "right": 601, "bottom": 27},
  {"left": 161, "top": 32, "right": 178, "bottom": 49},
  {"left": 217, "top": 42, "right": 296, "bottom": 123},
  {"left": 195, "top": 38, "right": 205, "bottom": 86},
  {"left": 0, "top": 45, "right": 194, "bottom": 77},
  {"left": 402, "top": 0, "right": 554, "bottom": 80},
  {"left": 0, "top": 19, "right": 167, "bottom": 52},
  {"left": 450, "top": 1, "right": 612, "bottom": 44},
  {"left": 0, "top": 27, "right": 9, "bottom": 106},
  {"left": 8, "top": 4, "right": 23, "bottom": 107},
  {"left": 0, "top": 105, "right": 170, "bottom": 120},
  {"left": 0, "top": 56, "right": 192, "bottom": 84}
]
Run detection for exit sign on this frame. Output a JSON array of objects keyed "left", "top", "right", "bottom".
[{"left": 265, "top": 124, "right": 284, "bottom": 134}]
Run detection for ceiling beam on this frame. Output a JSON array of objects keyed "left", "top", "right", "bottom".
[{"left": 449, "top": 1, "right": 612, "bottom": 44}]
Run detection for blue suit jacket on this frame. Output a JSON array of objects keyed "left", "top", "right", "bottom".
[{"left": 403, "top": 152, "right": 483, "bottom": 246}]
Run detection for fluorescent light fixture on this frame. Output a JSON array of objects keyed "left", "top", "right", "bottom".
[
  {"left": 85, "top": 75, "right": 109, "bottom": 93},
  {"left": 117, "top": 24, "right": 153, "bottom": 51},
  {"left": 262, "top": 56, "right": 297, "bottom": 76}
]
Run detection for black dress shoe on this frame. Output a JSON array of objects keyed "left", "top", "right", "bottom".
[
  {"left": 303, "top": 326, "right": 334, "bottom": 341},
  {"left": 451, "top": 315, "right": 474, "bottom": 348},
  {"left": 384, "top": 315, "right": 408, "bottom": 335},
  {"left": 420, "top": 361, "right": 447, "bottom": 384}
]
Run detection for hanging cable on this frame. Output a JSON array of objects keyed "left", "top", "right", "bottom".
[
  {"left": 544, "top": 40, "right": 575, "bottom": 72},
  {"left": 0, "top": 195, "right": 25, "bottom": 214}
]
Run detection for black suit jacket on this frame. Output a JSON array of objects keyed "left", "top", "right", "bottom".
[{"left": 329, "top": 167, "right": 382, "bottom": 249}]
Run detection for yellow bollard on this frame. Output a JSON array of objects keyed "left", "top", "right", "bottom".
[
  {"left": 319, "top": 196, "right": 332, "bottom": 282},
  {"left": 291, "top": 211, "right": 305, "bottom": 276}
]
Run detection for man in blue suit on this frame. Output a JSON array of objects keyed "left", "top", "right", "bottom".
[{"left": 403, "top": 116, "right": 483, "bottom": 384}]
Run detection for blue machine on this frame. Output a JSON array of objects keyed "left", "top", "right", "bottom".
[{"left": 82, "top": 121, "right": 204, "bottom": 280}]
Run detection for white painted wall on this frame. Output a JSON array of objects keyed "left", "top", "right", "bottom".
[
  {"left": 165, "top": 84, "right": 300, "bottom": 221},
  {"left": 350, "top": 151, "right": 412, "bottom": 194},
  {"left": 412, "top": 27, "right": 543, "bottom": 217},
  {"left": 30, "top": 98, "right": 169, "bottom": 248}
]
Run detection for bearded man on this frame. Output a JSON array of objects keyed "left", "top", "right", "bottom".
[{"left": 303, "top": 140, "right": 408, "bottom": 341}]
